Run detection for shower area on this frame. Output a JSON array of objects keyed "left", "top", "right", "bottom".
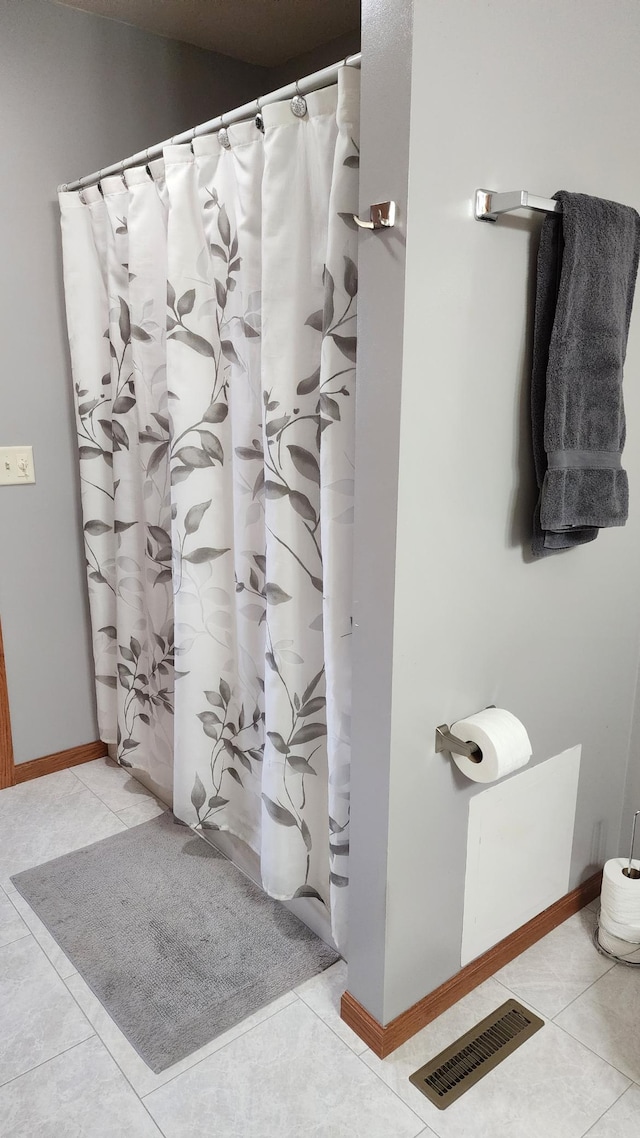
[{"left": 59, "top": 58, "right": 360, "bottom": 954}]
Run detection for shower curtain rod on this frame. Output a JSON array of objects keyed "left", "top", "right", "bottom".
[{"left": 58, "top": 51, "right": 362, "bottom": 194}]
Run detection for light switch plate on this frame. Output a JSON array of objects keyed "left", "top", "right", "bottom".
[{"left": 0, "top": 446, "right": 36, "bottom": 485}]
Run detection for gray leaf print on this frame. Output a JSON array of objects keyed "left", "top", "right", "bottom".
[
  {"left": 191, "top": 773, "right": 207, "bottom": 812},
  {"left": 182, "top": 547, "right": 229, "bottom": 563},
  {"left": 287, "top": 445, "right": 320, "bottom": 485},
  {"left": 262, "top": 795, "right": 297, "bottom": 826},
  {"left": 265, "top": 583, "right": 292, "bottom": 605},
  {"left": 184, "top": 500, "right": 212, "bottom": 534}
]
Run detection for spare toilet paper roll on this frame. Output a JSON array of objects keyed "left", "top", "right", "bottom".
[
  {"left": 599, "top": 857, "right": 640, "bottom": 944},
  {"left": 449, "top": 707, "right": 532, "bottom": 784},
  {"left": 596, "top": 923, "right": 640, "bottom": 962}
]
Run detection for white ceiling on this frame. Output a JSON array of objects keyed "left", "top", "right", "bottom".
[{"left": 53, "top": 0, "right": 360, "bottom": 68}]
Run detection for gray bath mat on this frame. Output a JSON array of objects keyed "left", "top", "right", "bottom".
[{"left": 11, "top": 813, "right": 338, "bottom": 1072}]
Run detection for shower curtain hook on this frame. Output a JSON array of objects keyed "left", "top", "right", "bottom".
[
  {"left": 291, "top": 79, "right": 307, "bottom": 118},
  {"left": 252, "top": 96, "right": 263, "bottom": 133},
  {"left": 218, "top": 112, "right": 231, "bottom": 150}
]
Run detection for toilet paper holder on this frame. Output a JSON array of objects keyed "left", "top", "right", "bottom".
[
  {"left": 435, "top": 707, "right": 496, "bottom": 763},
  {"left": 435, "top": 725, "right": 481, "bottom": 762}
]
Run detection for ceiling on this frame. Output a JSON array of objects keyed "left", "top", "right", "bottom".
[{"left": 53, "top": 0, "right": 361, "bottom": 68}]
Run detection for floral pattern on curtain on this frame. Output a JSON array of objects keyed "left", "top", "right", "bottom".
[{"left": 59, "top": 66, "right": 359, "bottom": 950}]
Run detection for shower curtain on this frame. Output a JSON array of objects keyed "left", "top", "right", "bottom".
[{"left": 59, "top": 66, "right": 359, "bottom": 950}]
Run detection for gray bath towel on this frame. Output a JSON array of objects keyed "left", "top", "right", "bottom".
[{"left": 531, "top": 191, "right": 640, "bottom": 557}]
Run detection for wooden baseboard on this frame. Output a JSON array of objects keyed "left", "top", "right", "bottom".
[
  {"left": 0, "top": 621, "right": 15, "bottom": 790},
  {"left": 12, "top": 741, "right": 107, "bottom": 785},
  {"left": 341, "top": 870, "right": 602, "bottom": 1058}
]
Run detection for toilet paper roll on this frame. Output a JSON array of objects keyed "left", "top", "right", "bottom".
[
  {"left": 449, "top": 707, "right": 532, "bottom": 784},
  {"left": 596, "top": 923, "right": 640, "bottom": 962},
  {"left": 599, "top": 858, "right": 640, "bottom": 944}
]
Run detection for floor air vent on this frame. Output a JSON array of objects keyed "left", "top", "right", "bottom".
[{"left": 409, "top": 999, "right": 544, "bottom": 1110}]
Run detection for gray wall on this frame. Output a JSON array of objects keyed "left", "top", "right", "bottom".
[
  {"left": 349, "top": 0, "right": 640, "bottom": 1023},
  {"left": 0, "top": 0, "right": 263, "bottom": 763},
  {"left": 348, "top": 0, "right": 413, "bottom": 1022},
  {"left": 266, "top": 29, "right": 361, "bottom": 90},
  {"left": 622, "top": 657, "right": 640, "bottom": 850}
]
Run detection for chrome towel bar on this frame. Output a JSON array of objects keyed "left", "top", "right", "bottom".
[{"left": 475, "top": 189, "right": 562, "bottom": 223}]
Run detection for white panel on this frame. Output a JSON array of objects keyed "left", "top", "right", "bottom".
[{"left": 461, "top": 746, "right": 581, "bottom": 966}]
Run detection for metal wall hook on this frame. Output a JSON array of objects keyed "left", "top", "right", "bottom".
[{"left": 353, "top": 200, "right": 397, "bottom": 230}]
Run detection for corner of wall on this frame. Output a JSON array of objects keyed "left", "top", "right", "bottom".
[{"left": 347, "top": 0, "right": 414, "bottom": 1023}]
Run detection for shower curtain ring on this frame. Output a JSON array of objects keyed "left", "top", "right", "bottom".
[
  {"left": 291, "top": 79, "right": 307, "bottom": 119},
  {"left": 218, "top": 112, "right": 231, "bottom": 149},
  {"left": 255, "top": 96, "right": 265, "bottom": 133}
]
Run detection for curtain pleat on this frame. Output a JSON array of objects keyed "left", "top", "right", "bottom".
[{"left": 59, "top": 186, "right": 116, "bottom": 740}]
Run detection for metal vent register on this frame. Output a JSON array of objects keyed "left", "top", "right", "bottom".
[{"left": 409, "top": 1000, "right": 544, "bottom": 1109}]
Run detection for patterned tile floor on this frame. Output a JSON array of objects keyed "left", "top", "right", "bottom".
[{"left": 0, "top": 759, "right": 638, "bottom": 1136}]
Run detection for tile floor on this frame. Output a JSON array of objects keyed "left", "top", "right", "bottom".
[{"left": 1, "top": 759, "right": 639, "bottom": 1136}]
